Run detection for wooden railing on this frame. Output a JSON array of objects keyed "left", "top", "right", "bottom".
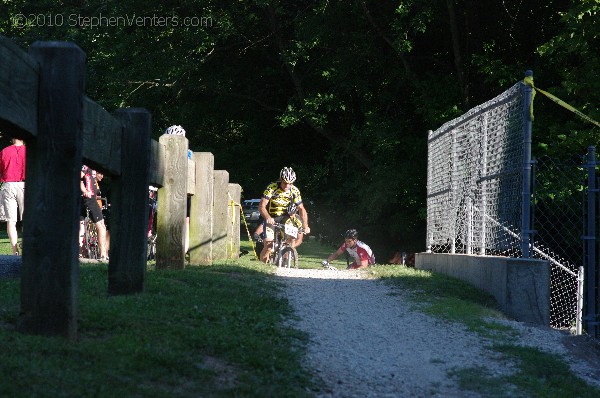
[{"left": 0, "top": 36, "right": 241, "bottom": 339}]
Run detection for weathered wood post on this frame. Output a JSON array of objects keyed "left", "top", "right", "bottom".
[
  {"left": 212, "top": 170, "right": 229, "bottom": 261},
  {"left": 189, "top": 152, "right": 214, "bottom": 265},
  {"left": 156, "top": 134, "right": 188, "bottom": 269},
  {"left": 109, "top": 108, "right": 151, "bottom": 294},
  {"left": 18, "top": 42, "right": 85, "bottom": 339},
  {"left": 227, "top": 183, "right": 241, "bottom": 259}
]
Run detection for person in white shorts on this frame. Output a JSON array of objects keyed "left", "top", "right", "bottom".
[{"left": 0, "top": 138, "right": 26, "bottom": 255}]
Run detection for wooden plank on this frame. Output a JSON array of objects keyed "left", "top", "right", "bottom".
[
  {"left": 0, "top": 35, "right": 39, "bottom": 138},
  {"left": 212, "top": 170, "right": 230, "bottom": 261},
  {"left": 109, "top": 108, "right": 151, "bottom": 295},
  {"left": 82, "top": 97, "right": 122, "bottom": 175},
  {"left": 149, "top": 139, "right": 165, "bottom": 187},
  {"left": 189, "top": 152, "right": 214, "bottom": 265},
  {"left": 156, "top": 135, "right": 188, "bottom": 269},
  {"left": 187, "top": 158, "right": 195, "bottom": 195},
  {"left": 18, "top": 41, "right": 85, "bottom": 340}
]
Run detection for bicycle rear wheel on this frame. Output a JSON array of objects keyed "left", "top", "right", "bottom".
[
  {"left": 85, "top": 218, "right": 100, "bottom": 259},
  {"left": 277, "top": 247, "right": 298, "bottom": 269}
]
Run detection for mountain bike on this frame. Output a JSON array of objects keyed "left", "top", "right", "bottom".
[
  {"left": 268, "top": 222, "right": 301, "bottom": 268},
  {"left": 81, "top": 209, "right": 100, "bottom": 259}
]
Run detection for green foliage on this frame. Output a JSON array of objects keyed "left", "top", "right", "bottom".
[{"left": 1, "top": 0, "right": 596, "bottom": 256}]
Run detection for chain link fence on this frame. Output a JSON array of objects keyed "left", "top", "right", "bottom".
[
  {"left": 533, "top": 156, "right": 583, "bottom": 329},
  {"left": 426, "top": 80, "right": 583, "bottom": 330},
  {"left": 427, "top": 82, "right": 526, "bottom": 257}
]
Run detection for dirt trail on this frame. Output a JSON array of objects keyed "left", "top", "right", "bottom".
[{"left": 274, "top": 267, "right": 600, "bottom": 397}]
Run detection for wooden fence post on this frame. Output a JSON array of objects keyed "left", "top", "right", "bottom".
[
  {"left": 109, "top": 108, "right": 151, "bottom": 294},
  {"left": 156, "top": 135, "right": 188, "bottom": 269},
  {"left": 227, "top": 183, "right": 241, "bottom": 259},
  {"left": 189, "top": 152, "right": 214, "bottom": 265},
  {"left": 18, "top": 42, "right": 85, "bottom": 339},
  {"left": 212, "top": 171, "right": 229, "bottom": 261}
]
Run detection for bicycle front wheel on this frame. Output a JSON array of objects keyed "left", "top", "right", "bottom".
[{"left": 277, "top": 247, "right": 298, "bottom": 269}]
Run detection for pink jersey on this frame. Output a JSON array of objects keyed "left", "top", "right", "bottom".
[
  {"left": 0, "top": 144, "right": 26, "bottom": 182},
  {"left": 339, "top": 240, "right": 375, "bottom": 265}
]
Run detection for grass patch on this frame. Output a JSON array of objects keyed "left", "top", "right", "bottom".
[
  {"left": 0, "top": 237, "right": 316, "bottom": 397},
  {"left": 367, "top": 264, "right": 600, "bottom": 397},
  {"left": 450, "top": 345, "right": 600, "bottom": 398}
]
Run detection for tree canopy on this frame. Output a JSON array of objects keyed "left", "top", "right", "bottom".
[{"left": 1, "top": 0, "right": 596, "bottom": 255}]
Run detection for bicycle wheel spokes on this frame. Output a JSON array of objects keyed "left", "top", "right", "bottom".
[{"left": 278, "top": 247, "right": 298, "bottom": 269}]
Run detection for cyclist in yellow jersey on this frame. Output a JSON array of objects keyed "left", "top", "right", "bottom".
[{"left": 258, "top": 167, "right": 311, "bottom": 262}]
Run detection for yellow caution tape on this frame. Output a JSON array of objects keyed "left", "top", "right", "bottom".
[
  {"left": 523, "top": 75, "right": 600, "bottom": 128},
  {"left": 228, "top": 195, "right": 259, "bottom": 260}
]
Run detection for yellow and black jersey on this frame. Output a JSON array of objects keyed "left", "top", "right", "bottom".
[{"left": 262, "top": 181, "right": 303, "bottom": 216}]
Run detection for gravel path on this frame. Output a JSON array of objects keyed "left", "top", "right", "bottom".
[{"left": 274, "top": 267, "right": 600, "bottom": 397}]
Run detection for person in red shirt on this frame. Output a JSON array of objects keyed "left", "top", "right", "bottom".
[{"left": 0, "top": 138, "right": 26, "bottom": 255}]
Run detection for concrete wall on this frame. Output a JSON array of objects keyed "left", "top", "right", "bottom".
[{"left": 415, "top": 253, "right": 551, "bottom": 326}]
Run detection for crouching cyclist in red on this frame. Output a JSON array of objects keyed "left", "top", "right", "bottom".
[{"left": 322, "top": 229, "right": 376, "bottom": 269}]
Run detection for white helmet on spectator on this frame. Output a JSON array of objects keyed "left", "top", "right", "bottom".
[{"left": 164, "top": 125, "right": 186, "bottom": 136}]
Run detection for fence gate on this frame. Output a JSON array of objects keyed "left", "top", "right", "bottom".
[{"left": 532, "top": 154, "right": 584, "bottom": 330}]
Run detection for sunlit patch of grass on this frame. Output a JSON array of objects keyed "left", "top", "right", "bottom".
[
  {"left": 450, "top": 345, "right": 600, "bottom": 398},
  {"left": 368, "top": 264, "right": 600, "bottom": 396}
]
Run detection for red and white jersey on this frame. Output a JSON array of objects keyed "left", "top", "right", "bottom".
[{"left": 340, "top": 240, "right": 375, "bottom": 265}]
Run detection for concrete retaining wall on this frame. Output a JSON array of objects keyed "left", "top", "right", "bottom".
[{"left": 415, "top": 253, "right": 551, "bottom": 326}]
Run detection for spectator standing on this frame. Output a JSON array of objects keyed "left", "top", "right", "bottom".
[
  {"left": 79, "top": 166, "right": 108, "bottom": 260},
  {"left": 95, "top": 171, "right": 110, "bottom": 253},
  {"left": 0, "top": 138, "right": 26, "bottom": 255}
]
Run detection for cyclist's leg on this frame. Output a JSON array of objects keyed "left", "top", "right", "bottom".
[
  {"left": 260, "top": 223, "right": 276, "bottom": 262},
  {"left": 95, "top": 220, "right": 107, "bottom": 259}
]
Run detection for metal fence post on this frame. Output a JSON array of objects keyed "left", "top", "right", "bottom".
[
  {"left": 479, "top": 113, "right": 488, "bottom": 255},
  {"left": 450, "top": 129, "right": 457, "bottom": 254},
  {"left": 577, "top": 266, "right": 584, "bottom": 335},
  {"left": 521, "top": 70, "right": 534, "bottom": 258},
  {"left": 587, "top": 146, "right": 598, "bottom": 337}
]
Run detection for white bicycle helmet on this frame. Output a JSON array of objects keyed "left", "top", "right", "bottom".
[
  {"left": 280, "top": 167, "right": 296, "bottom": 183},
  {"left": 164, "top": 125, "right": 186, "bottom": 136}
]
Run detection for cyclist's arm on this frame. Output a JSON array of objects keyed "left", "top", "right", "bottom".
[
  {"left": 297, "top": 203, "right": 310, "bottom": 234},
  {"left": 326, "top": 247, "right": 345, "bottom": 262},
  {"left": 259, "top": 197, "right": 273, "bottom": 224}
]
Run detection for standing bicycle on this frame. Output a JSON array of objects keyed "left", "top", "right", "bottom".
[
  {"left": 81, "top": 207, "right": 100, "bottom": 259},
  {"left": 258, "top": 167, "right": 310, "bottom": 263}
]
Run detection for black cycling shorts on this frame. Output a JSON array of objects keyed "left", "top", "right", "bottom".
[{"left": 81, "top": 197, "right": 104, "bottom": 223}]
